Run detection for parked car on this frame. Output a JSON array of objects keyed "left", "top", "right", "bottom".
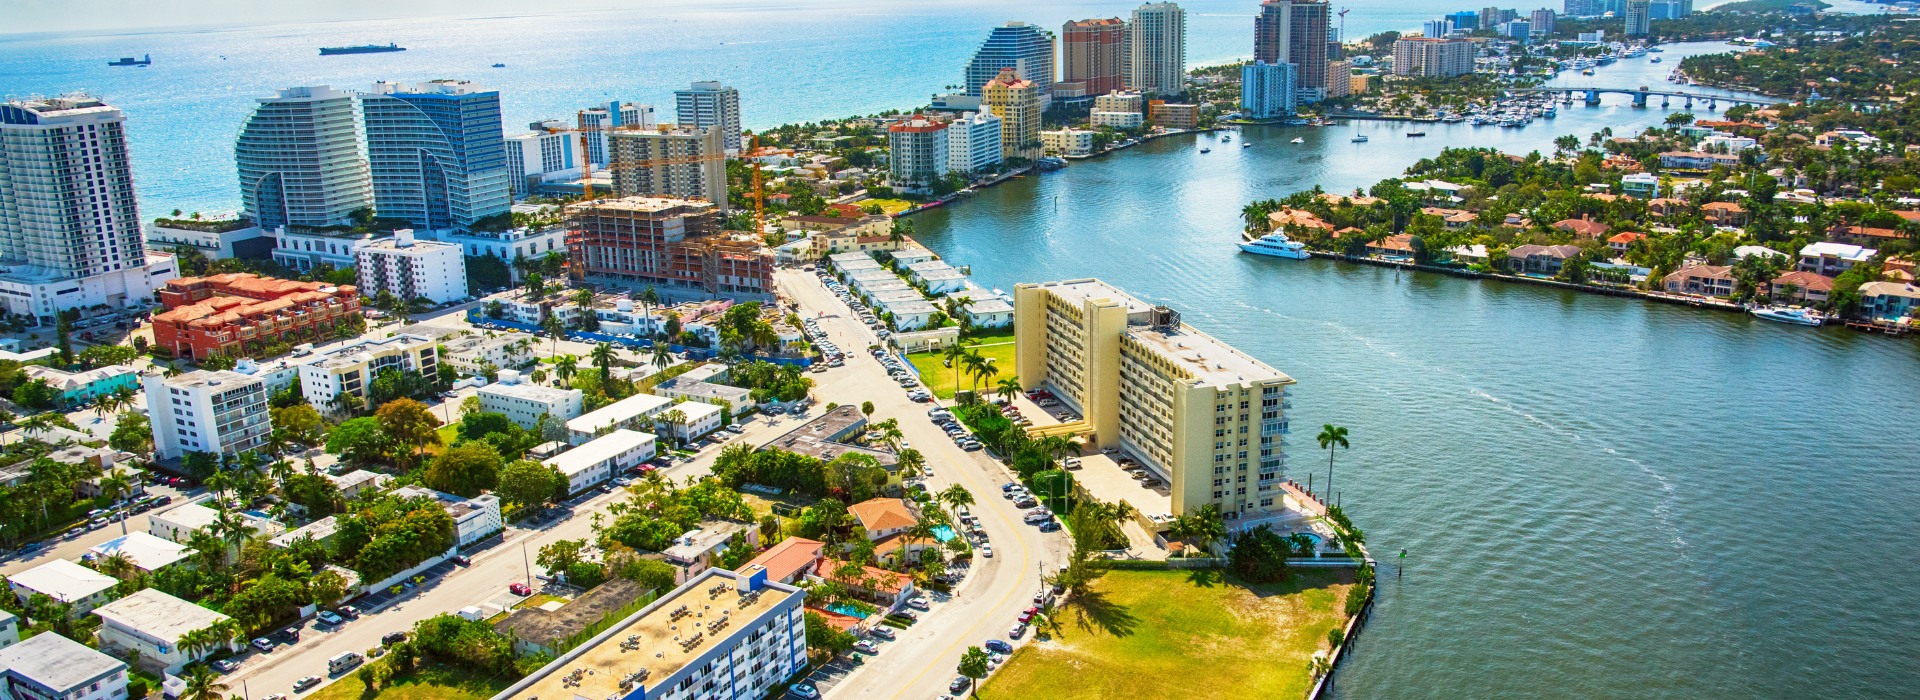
[
  {"left": 211, "top": 658, "right": 240, "bottom": 672},
  {"left": 509, "top": 582, "right": 532, "bottom": 596},
  {"left": 1019, "top": 606, "right": 1039, "bottom": 623},
  {"left": 984, "top": 639, "right": 1013, "bottom": 654},
  {"left": 451, "top": 555, "right": 471, "bottom": 566},
  {"left": 315, "top": 610, "right": 344, "bottom": 626},
  {"left": 1009, "top": 622, "right": 1027, "bottom": 638},
  {"left": 951, "top": 677, "right": 971, "bottom": 693},
  {"left": 338, "top": 605, "right": 361, "bottom": 619},
  {"left": 906, "top": 596, "right": 930, "bottom": 610},
  {"left": 868, "top": 626, "right": 895, "bottom": 640},
  {"left": 293, "top": 675, "right": 322, "bottom": 691},
  {"left": 853, "top": 640, "right": 879, "bottom": 654},
  {"left": 381, "top": 632, "right": 408, "bottom": 646},
  {"left": 789, "top": 683, "right": 820, "bottom": 699},
  {"left": 981, "top": 545, "right": 993, "bottom": 558},
  {"left": 250, "top": 637, "right": 276, "bottom": 652}
]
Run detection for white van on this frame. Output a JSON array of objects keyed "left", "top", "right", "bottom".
[{"left": 328, "top": 651, "right": 363, "bottom": 674}]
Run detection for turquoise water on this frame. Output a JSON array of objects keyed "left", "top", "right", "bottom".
[
  {"left": 930, "top": 524, "right": 957, "bottom": 542},
  {"left": 826, "top": 602, "right": 872, "bottom": 618}
]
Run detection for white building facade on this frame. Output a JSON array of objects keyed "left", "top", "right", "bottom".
[
  {"left": 1129, "top": 3, "right": 1188, "bottom": 96},
  {"left": 144, "top": 370, "right": 271, "bottom": 461},
  {"left": 1241, "top": 61, "right": 1299, "bottom": 120},
  {"left": 477, "top": 378, "right": 584, "bottom": 430},
  {"left": 674, "top": 81, "right": 743, "bottom": 154},
  {"left": 0, "top": 632, "right": 129, "bottom": 700},
  {"left": 544, "top": 429, "right": 656, "bottom": 495},
  {"left": 887, "top": 118, "right": 949, "bottom": 194},
  {"left": 355, "top": 229, "right": 468, "bottom": 303},
  {"left": 945, "top": 111, "right": 1004, "bottom": 175}
]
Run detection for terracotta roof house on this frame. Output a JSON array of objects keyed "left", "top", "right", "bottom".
[
  {"left": 1508, "top": 244, "right": 1583, "bottom": 275},
  {"left": 1268, "top": 208, "right": 1334, "bottom": 232},
  {"left": 1552, "top": 217, "right": 1610, "bottom": 239},
  {"left": 815, "top": 559, "right": 915, "bottom": 605},
  {"left": 847, "top": 498, "right": 919, "bottom": 540},
  {"left": 739, "top": 537, "right": 825, "bottom": 585},
  {"left": 1647, "top": 198, "right": 1686, "bottom": 217},
  {"left": 873, "top": 534, "right": 940, "bottom": 563},
  {"left": 1366, "top": 234, "right": 1415, "bottom": 259},
  {"left": 1607, "top": 232, "right": 1646, "bottom": 255},
  {"left": 1885, "top": 256, "right": 1917, "bottom": 275},
  {"left": 1317, "top": 193, "right": 1382, "bottom": 207},
  {"left": 1828, "top": 224, "right": 1906, "bottom": 246},
  {"left": 1662, "top": 264, "right": 1736, "bottom": 298},
  {"left": 1702, "top": 202, "right": 1749, "bottom": 227},
  {"left": 1769, "top": 271, "right": 1834, "bottom": 303}
]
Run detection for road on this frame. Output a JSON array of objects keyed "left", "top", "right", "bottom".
[{"left": 769, "top": 268, "right": 1071, "bottom": 700}]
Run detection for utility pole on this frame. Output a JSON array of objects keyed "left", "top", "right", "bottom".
[{"left": 522, "top": 540, "right": 532, "bottom": 586}]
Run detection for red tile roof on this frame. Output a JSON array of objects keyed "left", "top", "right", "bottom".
[
  {"left": 848, "top": 498, "right": 918, "bottom": 533},
  {"left": 741, "top": 537, "right": 824, "bottom": 583}
]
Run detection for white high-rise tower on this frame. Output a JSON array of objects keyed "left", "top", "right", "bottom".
[
  {"left": 236, "top": 86, "right": 373, "bottom": 229},
  {"left": 673, "top": 82, "right": 742, "bottom": 155}
]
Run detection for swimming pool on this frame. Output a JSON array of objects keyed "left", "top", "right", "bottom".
[
  {"left": 826, "top": 602, "right": 872, "bottom": 618},
  {"left": 930, "top": 524, "right": 958, "bottom": 542}
]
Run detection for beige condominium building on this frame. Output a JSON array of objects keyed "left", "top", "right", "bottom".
[{"left": 1014, "top": 279, "right": 1295, "bottom": 521}]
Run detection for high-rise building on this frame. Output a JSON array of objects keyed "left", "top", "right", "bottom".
[
  {"left": 235, "top": 86, "right": 371, "bottom": 230},
  {"left": 1324, "top": 59, "right": 1353, "bottom": 98},
  {"left": 965, "top": 22, "right": 1056, "bottom": 102},
  {"left": 606, "top": 126, "right": 728, "bottom": 212},
  {"left": 1128, "top": 3, "right": 1187, "bottom": 96},
  {"left": 0, "top": 94, "right": 177, "bottom": 321},
  {"left": 355, "top": 229, "right": 468, "bottom": 304},
  {"left": 1061, "top": 18, "right": 1128, "bottom": 98},
  {"left": 946, "top": 111, "right": 1004, "bottom": 175},
  {"left": 887, "top": 116, "right": 950, "bottom": 194},
  {"left": 1624, "top": 0, "right": 1652, "bottom": 35},
  {"left": 1240, "top": 61, "right": 1298, "bottom": 120},
  {"left": 503, "top": 127, "right": 575, "bottom": 199},
  {"left": 672, "top": 82, "right": 742, "bottom": 155},
  {"left": 360, "top": 80, "right": 511, "bottom": 231},
  {"left": 1501, "top": 19, "right": 1533, "bottom": 37},
  {"left": 1449, "top": 10, "right": 1481, "bottom": 29},
  {"left": 1531, "top": 8, "right": 1557, "bottom": 34},
  {"left": 578, "top": 101, "right": 655, "bottom": 166},
  {"left": 145, "top": 369, "right": 271, "bottom": 461},
  {"left": 983, "top": 68, "right": 1042, "bottom": 160},
  {"left": 1424, "top": 18, "right": 1453, "bottom": 38},
  {"left": 566, "top": 196, "right": 773, "bottom": 298},
  {"left": 1564, "top": 0, "right": 1593, "bottom": 16},
  {"left": 1482, "top": 7, "right": 1517, "bottom": 24},
  {"left": 1255, "top": 0, "right": 1331, "bottom": 102},
  {"left": 1012, "top": 279, "right": 1296, "bottom": 519},
  {"left": 1393, "top": 37, "right": 1476, "bottom": 77}
]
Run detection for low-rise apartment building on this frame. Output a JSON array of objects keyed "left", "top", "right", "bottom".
[
  {"left": 1040, "top": 128, "right": 1097, "bottom": 157},
  {"left": 87, "top": 532, "right": 194, "bottom": 574},
  {"left": 441, "top": 333, "right": 536, "bottom": 374},
  {"left": 1659, "top": 151, "right": 1740, "bottom": 170},
  {"left": 0, "top": 632, "right": 129, "bottom": 700},
  {"left": 477, "top": 376, "right": 584, "bottom": 430},
  {"left": 148, "top": 501, "right": 285, "bottom": 546},
  {"left": 92, "top": 588, "right": 239, "bottom": 674},
  {"left": 1798, "top": 242, "right": 1876, "bottom": 276},
  {"left": 545, "top": 429, "right": 657, "bottom": 495},
  {"left": 7, "top": 559, "right": 119, "bottom": 615},
  {"left": 488, "top": 567, "right": 807, "bottom": 700},
  {"left": 297, "top": 334, "right": 439, "bottom": 414},
  {"left": 1013, "top": 280, "right": 1296, "bottom": 521},
  {"left": 270, "top": 228, "right": 382, "bottom": 273},
  {"left": 21, "top": 365, "right": 138, "bottom": 408},
  {"left": 390, "top": 487, "right": 502, "bottom": 548},
  {"left": 566, "top": 392, "right": 674, "bottom": 445},
  {"left": 659, "top": 400, "right": 724, "bottom": 442},
  {"left": 144, "top": 370, "right": 271, "bottom": 461},
  {"left": 152, "top": 273, "right": 360, "bottom": 360}
]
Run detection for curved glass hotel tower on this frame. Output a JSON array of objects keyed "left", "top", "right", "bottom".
[
  {"left": 359, "top": 80, "right": 510, "bottom": 231},
  {"left": 964, "top": 22, "right": 1055, "bottom": 102},
  {"left": 235, "top": 86, "right": 372, "bottom": 229}
]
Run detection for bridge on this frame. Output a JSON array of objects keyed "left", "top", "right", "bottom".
[{"left": 1508, "top": 87, "right": 1777, "bottom": 110}]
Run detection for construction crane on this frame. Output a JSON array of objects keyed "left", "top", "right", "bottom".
[
  {"left": 746, "top": 131, "right": 766, "bottom": 239},
  {"left": 1337, "top": 8, "right": 1349, "bottom": 46}
]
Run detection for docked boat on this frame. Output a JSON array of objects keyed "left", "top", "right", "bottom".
[
  {"left": 1239, "top": 231, "right": 1311, "bottom": 259},
  {"left": 1290, "top": 137, "right": 1305, "bottom": 144},
  {"left": 1751, "top": 306, "right": 1826, "bottom": 326},
  {"left": 1582, "top": 68, "right": 1595, "bottom": 76},
  {"left": 492, "top": 63, "right": 506, "bottom": 68},
  {"left": 1351, "top": 134, "right": 1368, "bottom": 142},
  {"left": 1406, "top": 131, "right": 1426, "bottom": 137},
  {"left": 107, "top": 54, "right": 151, "bottom": 67}
]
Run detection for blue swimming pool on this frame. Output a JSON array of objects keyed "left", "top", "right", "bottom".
[
  {"left": 826, "top": 602, "right": 871, "bottom": 618},
  {"left": 930, "top": 524, "right": 958, "bottom": 542}
]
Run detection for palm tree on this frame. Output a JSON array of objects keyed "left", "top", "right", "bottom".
[
  {"left": 639, "top": 285, "right": 662, "bottom": 338},
  {"left": 187, "top": 529, "right": 227, "bottom": 571},
  {"left": 210, "top": 507, "right": 258, "bottom": 556},
  {"left": 650, "top": 342, "right": 673, "bottom": 373},
  {"left": 1316, "top": 424, "right": 1350, "bottom": 499},
  {"left": 554, "top": 354, "right": 578, "bottom": 386},
  {"left": 937, "top": 484, "right": 974, "bottom": 516},
  {"left": 962, "top": 353, "right": 995, "bottom": 392},
  {"left": 941, "top": 344, "right": 969, "bottom": 397},
  {"left": 94, "top": 551, "right": 137, "bottom": 580},
  {"left": 1184, "top": 504, "right": 1226, "bottom": 554},
  {"left": 544, "top": 314, "right": 567, "bottom": 357},
  {"left": 181, "top": 663, "right": 227, "bottom": 700},
  {"left": 896, "top": 448, "right": 926, "bottom": 481},
  {"left": 995, "top": 376, "right": 1023, "bottom": 404},
  {"left": 98, "top": 471, "right": 133, "bottom": 534},
  {"left": 590, "top": 342, "right": 617, "bottom": 383},
  {"left": 573, "top": 288, "right": 595, "bottom": 326},
  {"left": 656, "top": 409, "right": 687, "bottom": 447}
]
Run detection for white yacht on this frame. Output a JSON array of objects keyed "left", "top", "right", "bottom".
[
  {"left": 1750, "top": 306, "right": 1826, "bottom": 326},
  {"left": 1290, "top": 137, "right": 1305, "bottom": 144},
  {"left": 1352, "top": 134, "right": 1368, "bottom": 142},
  {"left": 1239, "top": 231, "right": 1311, "bottom": 259}
]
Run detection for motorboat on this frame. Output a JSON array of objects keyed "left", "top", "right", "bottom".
[
  {"left": 1243, "top": 141, "right": 1254, "bottom": 147},
  {"left": 1199, "top": 147, "right": 1212, "bottom": 153},
  {"left": 1239, "top": 231, "right": 1311, "bottom": 259},
  {"left": 1351, "top": 134, "right": 1368, "bottom": 142},
  {"left": 1290, "top": 137, "right": 1305, "bottom": 144},
  {"left": 1750, "top": 306, "right": 1825, "bottom": 326},
  {"left": 1406, "top": 131, "right": 1426, "bottom": 137}
]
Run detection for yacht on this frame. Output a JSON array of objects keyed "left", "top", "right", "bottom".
[
  {"left": 1243, "top": 141, "right": 1254, "bottom": 148},
  {"left": 1750, "top": 306, "right": 1826, "bottom": 326},
  {"left": 1351, "top": 134, "right": 1368, "bottom": 142},
  {"left": 1406, "top": 130, "right": 1427, "bottom": 137},
  {"left": 1650, "top": 57, "right": 1662, "bottom": 63},
  {"left": 1290, "top": 137, "right": 1305, "bottom": 144},
  {"left": 1200, "top": 147, "right": 1212, "bottom": 153},
  {"left": 1223, "top": 134, "right": 1232, "bottom": 143},
  {"left": 1239, "top": 231, "right": 1311, "bottom": 259}
]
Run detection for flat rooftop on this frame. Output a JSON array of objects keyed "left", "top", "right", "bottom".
[
  {"left": 0, "top": 628, "right": 124, "bottom": 692},
  {"left": 92, "top": 588, "right": 230, "bottom": 641},
  {"left": 547, "top": 429, "right": 656, "bottom": 476},
  {"left": 480, "top": 381, "right": 579, "bottom": 403},
  {"left": 569, "top": 195, "right": 716, "bottom": 214},
  {"left": 1125, "top": 324, "right": 1293, "bottom": 388},
  {"left": 9, "top": 559, "right": 117, "bottom": 602},
  {"left": 1032, "top": 278, "right": 1155, "bottom": 314},
  {"left": 497, "top": 569, "right": 799, "bottom": 700},
  {"left": 568, "top": 393, "right": 674, "bottom": 435},
  {"left": 89, "top": 532, "right": 193, "bottom": 571},
  {"left": 160, "top": 369, "right": 261, "bottom": 392}
]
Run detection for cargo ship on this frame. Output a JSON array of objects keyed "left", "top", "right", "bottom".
[
  {"left": 319, "top": 43, "right": 405, "bottom": 56},
  {"left": 107, "top": 54, "right": 151, "bottom": 67}
]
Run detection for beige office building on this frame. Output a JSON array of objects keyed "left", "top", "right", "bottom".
[
  {"left": 1014, "top": 279, "right": 1295, "bottom": 520},
  {"left": 982, "top": 68, "right": 1041, "bottom": 160}
]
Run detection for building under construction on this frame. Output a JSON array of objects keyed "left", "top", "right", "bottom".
[
  {"left": 607, "top": 126, "right": 729, "bottom": 213},
  {"left": 566, "top": 196, "right": 773, "bottom": 299}
]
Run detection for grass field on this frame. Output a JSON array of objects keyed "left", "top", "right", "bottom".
[
  {"left": 307, "top": 664, "right": 512, "bottom": 700},
  {"left": 860, "top": 198, "right": 916, "bottom": 215},
  {"left": 907, "top": 341, "right": 1014, "bottom": 399},
  {"left": 979, "top": 568, "right": 1355, "bottom": 700}
]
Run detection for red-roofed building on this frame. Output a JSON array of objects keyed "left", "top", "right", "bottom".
[
  {"left": 1366, "top": 234, "right": 1415, "bottom": 258},
  {"left": 848, "top": 498, "right": 920, "bottom": 540},
  {"left": 1702, "top": 202, "right": 1749, "bottom": 227},
  {"left": 152, "top": 274, "right": 360, "bottom": 360},
  {"left": 1769, "top": 270, "right": 1834, "bottom": 303},
  {"left": 816, "top": 559, "right": 915, "bottom": 605},
  {"left": 1553, "top": 217, "right": 1610, "bottom": 240},
  {"left": 1608, "top": 232, "right": 1646, "bottom": 255},
  {"left": 740, "top": 537, "right": 825, "bottom": 585}
]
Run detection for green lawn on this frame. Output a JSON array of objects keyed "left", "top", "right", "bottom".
[
  {"left": 907, "top": 341, "right": 1015, "bottom": 399},
  {"left": 860, "top": 198, "right": 916, "bottom": 215},
  {"left": 980, "top": 568, "right": 1355, "bottom": 700},
  {"left": 307, "top": 664, "right": 511, "bottom": 700}
]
